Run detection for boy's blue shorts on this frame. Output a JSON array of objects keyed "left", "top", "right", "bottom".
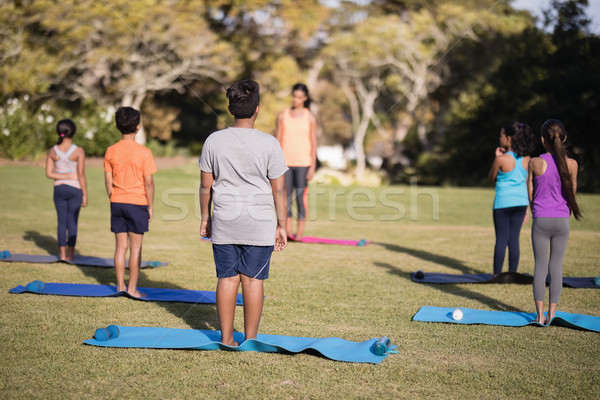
[
  {"left": 212, "top": 244, "right": 274, "bottom": 280},
  {"left": 110, "top": 203, "right": 149, "bottom": 234}
]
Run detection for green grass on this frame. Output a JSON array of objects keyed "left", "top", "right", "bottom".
[{"left": 1, "top": 161, "right": 599, "bottom": 399}]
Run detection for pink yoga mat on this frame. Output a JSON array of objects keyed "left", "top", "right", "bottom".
[{"left": 292, "top": 236, "right": 370, "bottom": 246}]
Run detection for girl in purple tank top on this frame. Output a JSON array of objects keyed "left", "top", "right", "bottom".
[
  {"left": 527, "top": 119, "right": 581, "bottom": 325},
  {"left": 45, "top": 119, "right": 88, "bottom": 261}
]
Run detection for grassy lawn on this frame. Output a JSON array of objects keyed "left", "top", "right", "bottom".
[{"left": 1, "top": 161, "right": 599, "bottom": 399}]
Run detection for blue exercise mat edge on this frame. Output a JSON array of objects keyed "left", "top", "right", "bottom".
[
  {"left": 410, "top": 271, "right": 600, "bottom": 288},
  {"left": 0, "top": 251, "right": 167, "bottom": 268},
  {"left": 83, "top": 325, "right": 396, "bottom": 364},
  {"left": 412, "top": 306, "right": 600, "bottom": 332},
  {"left": 9, "top": 281, "right": 243, "bottom": 305}
]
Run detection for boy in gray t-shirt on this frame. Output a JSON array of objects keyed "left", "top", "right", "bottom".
[{"left": 199, "top": 80, "right": 288, "bottom": 346}]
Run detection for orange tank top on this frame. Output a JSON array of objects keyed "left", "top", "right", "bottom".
[{"left": 280, "top": 108, "right": 312, "bottom": 167}]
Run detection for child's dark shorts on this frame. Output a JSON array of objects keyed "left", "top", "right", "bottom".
[
  {"left": 110, "top": 203, "right": 149, "bottom": 234},
  {"left": 212, "top": 244, "right": 274, "bottom": 280}
]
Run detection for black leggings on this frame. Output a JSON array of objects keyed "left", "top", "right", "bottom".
[
  {"left": 285, "top": 167, "right": 309, "bottom": 220},
  {"left": 54, "top": 185, "right": 82, "bottom": 247},
  {"left": 493, "top": 206, "right": 527, "bottom": 274}
]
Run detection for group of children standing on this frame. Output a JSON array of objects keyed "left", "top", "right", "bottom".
[
  {"left": 44, "top": 79, "right": 581, "bottom": 345},
  {"left": 489, "top": 119, "right": 581, "bottom": 324}
]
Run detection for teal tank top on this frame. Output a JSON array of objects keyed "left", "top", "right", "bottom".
[{"left": 493, "top": 151, "right": 528, "bottom": 209}]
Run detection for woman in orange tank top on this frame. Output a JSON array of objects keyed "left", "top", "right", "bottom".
[{"left": 275, "top": 83, "right": 318, "bottom": 240}]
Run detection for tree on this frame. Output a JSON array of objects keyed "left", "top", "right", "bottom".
[{"left": 2, "top": 0, "right": 237, "bottom": 143}]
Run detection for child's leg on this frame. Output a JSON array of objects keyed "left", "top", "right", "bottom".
[
  {"left": 54, "top": 187, "right": 68, "bottom": 260},
  {"left": 532, "top": 218, "right": 551, "bottom": 323},
  {"left": 285, "top": 169, "right": 295, "bottom": 237},
  {"left": 294, "top": 168, "right": 309, "bottom": 240},
  {"left": 114, "top": 233, "right": 128, "bottom": 292},
  {"left": 546, "top": 218, "right": 570, "bottom": 323},
  {"left": 66, "top": 188, "right": 83, "bottom": 260},
  {"left": 507, "top": 206, "right": 526, "bottom": 273},
  {"left": 216, "top": 275, "right": 241, "bottom": 346},
  {"left": 240, "top": 274, "right": 264, "bottom": 341},
  {"left": 492, "top": 208, "right": 510, "bottom": 275},
  {"left": 126, "top": 232, "right": 144, "bottom": 298}
]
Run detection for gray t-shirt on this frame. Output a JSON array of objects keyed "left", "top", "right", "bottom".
[{"left": 199, "top": 127, "right": 288, "bottom": 245}]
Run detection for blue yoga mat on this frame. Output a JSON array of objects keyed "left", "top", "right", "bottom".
[
  {"left": 9, "top": 281, "right": 242, "bottom": 305},
  {"left": 83, "top": 325, "right": 396, "bottom": 364},
  {"left": 412, "top": 306, "right": 600, "bottom": 332},
  {"left": 0, "top": 251, "right": 166, "bottom": 268},
  {"left": 411, "top": 271, "right": 600, "bottom": 288}
]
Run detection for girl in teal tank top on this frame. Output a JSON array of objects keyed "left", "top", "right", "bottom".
[{"left": 488, "top": 122, "right": 534, "bottom": 275}]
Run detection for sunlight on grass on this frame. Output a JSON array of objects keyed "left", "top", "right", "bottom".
[{"left": 1, "top": 162, "right": 599, "bottom": 399}]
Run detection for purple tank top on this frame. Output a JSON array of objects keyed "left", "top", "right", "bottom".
[{"left": 532, "top": 153, "right": 570, "bottom": 218}]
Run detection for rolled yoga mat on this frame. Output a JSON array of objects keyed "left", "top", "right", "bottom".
[
  {"left": 410, "top": 271, "right": 600, "bottom": 288},
  {"left": 412, "top": 306, "right": 600, "bottom": 332},
  {"left": 0, "top": 251, "right": 166, "bottom": 268},
  {"left": 83, "top": 325, "right": 396, "bottom": 364},
  {"left": 291, "top": 236, "right": 370, "bottom": 246},
  {"left": 9, "top": 281, "right": 242, "bottom": 305}
]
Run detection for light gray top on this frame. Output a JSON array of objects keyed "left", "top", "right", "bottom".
[{"left": 199, "top": 127, "right": 288, "bottom": 245}]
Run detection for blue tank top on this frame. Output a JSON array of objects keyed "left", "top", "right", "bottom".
[{"left": 493, "top": 151, "right": 528, "bottom": 209}]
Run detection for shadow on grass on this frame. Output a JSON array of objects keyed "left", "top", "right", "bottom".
[
  {"left": 374, "top": 261, "right": 523, "bottom": 312},
  {"left": 21, "top": 230, "right": 219, "bottom": 331},
  {"left": 374, "top": 242, "right": 480, "bottom": 274}
]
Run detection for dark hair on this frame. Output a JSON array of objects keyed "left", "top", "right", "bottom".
[
  {"left": 226, "top": 80, "right": 260, "bottom": 119},
  {"left": 502, "top": 121, "right": 534, "bottom": 157},
  {"left": 56, "top": 119, "right": 76, "bottom": 145},
  {"left": 541, "top": 119, "right": 581, "bottom": 220},
  {"left": 115, "top": 107, "right": 141, "bottom": 134},
  {"left": 292, "top": 83, "right": 311, "bottom": 109}
]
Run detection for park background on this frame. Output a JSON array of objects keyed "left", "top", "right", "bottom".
[
  {"left": 1, "top": 0, "right": 599, "bottom": 191},
  {"left": 1, "top": 1, "right": 600, "bottom": 399}
]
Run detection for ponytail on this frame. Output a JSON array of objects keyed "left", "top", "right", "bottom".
[
  {"left": 541, "top": 119, "right": 582, "bottom": 220},
  {"left": 56, "top": 119, "right": 76, "bottom": 145}
]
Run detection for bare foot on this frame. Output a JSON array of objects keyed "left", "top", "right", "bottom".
[
  {"left": 544, "top": 313, "right": 555, "bottom": 325},
  {"left": 127, "top": 289, "right": 146, "bottom": 298},
  {"left": 116, "top": 285, "right": 127, "bottom": 293},
  {"left": 221, "top": 339, "right": 239, "bottom": 347}
]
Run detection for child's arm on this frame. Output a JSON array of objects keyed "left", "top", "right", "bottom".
[
  {"left": 307, "top": 112, "right": 318, "bottom": 181},
  {"left": 45, "top": 148, "right": 77, "bottom": 180},
  {"left": 274, "top": 112, "right": 284, "bottom": 143},
  {"left": 567, "top": 158, "right": 578, "bottom": 195},
  {"left": 270, "top": 174, "right": 287, "bottom": 251},
  {"left": 488, "top": 150, "right": 505, "bottom": 183},
  {"left": 527, "top": 158, "right": 535, "bottom": 207},
  {"left": 104, "top": 172, "right": 113, "bottom": 199},
  {"left": 77, "top": 148, "right": 88, "bottom": 207},
  {"left": 199, "top": 171, "right": 214, "bottom": 238},
  {"left": 144, "top": 175, "right": 154, "bottom": 222}
]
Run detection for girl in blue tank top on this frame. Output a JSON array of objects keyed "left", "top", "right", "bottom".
[
  {"left": 45, "top": 119, "right": 87, "bottom": 261},
  {"left": 488, "top": 122, "right": 534, "bottom": 275}
]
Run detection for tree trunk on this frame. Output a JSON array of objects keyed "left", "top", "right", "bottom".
[{"left": 121, "top": 91, "right": 147, "bottom": 145}]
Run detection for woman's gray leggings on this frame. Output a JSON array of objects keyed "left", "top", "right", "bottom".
[{"left": 532, "top": 217, "right": 570, "bottom": 304}]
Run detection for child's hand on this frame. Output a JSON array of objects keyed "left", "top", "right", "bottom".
[
  {"left": 148, "top": 206, "right": 153, "bottom": 223},
  {"left": 200, "top": 219, "right": 211, "bottom": 239},
  {"left": 274, "top": 226, "right": 287, "bottom": 251},
  {"left": 82, "top": 194, "right": 88, "bottom": 207},
  {"left": 495, "top": 147, "right": 506, "bottom": 157}
]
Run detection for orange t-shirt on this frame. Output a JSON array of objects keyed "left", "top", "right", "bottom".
[
  {"left": 279, "top": 108, "right": 313, "bottom": 167},
  {"left": 104, "top": 140, "right": 157, "bottom": 205}
]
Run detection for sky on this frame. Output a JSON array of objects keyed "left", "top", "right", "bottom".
[{"left": 512, "top": 0, "right": 600, "bottom": 33}]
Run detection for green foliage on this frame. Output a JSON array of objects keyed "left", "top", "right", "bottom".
[{"left": 0, "top": 98, "right": 120, "bottom": 159}]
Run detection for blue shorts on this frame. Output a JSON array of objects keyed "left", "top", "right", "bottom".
[
  {"left": 212, "top": 244, "right": 274, "bottom": 280},
  {"left": 110, "top": 203, "right": 149, "bottom": 234}
]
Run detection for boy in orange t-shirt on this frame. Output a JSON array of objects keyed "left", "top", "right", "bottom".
[{"left": 104, "top": 107, "right": 157, "bottom": 298}]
